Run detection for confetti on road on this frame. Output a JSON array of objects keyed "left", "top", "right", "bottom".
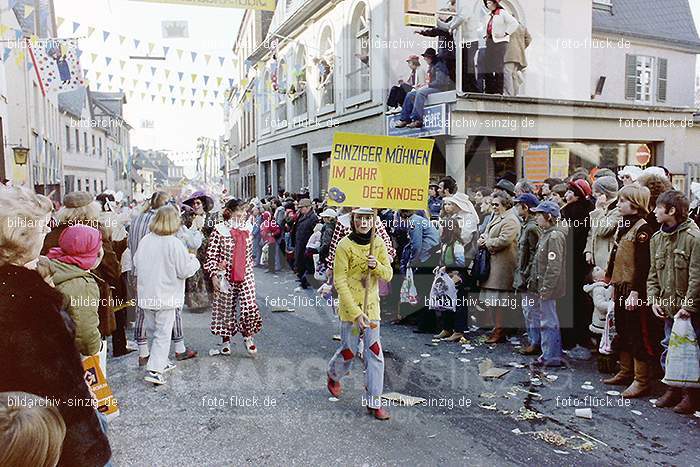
[
  {"left": 328, "top": 397, "right": 339, "bottom": 402},
  {"left": 420, "top": 353, "right": 431, "bottom": 358},
  {"left": 581, "top": 384, "right": 594, "bottom": 390},
  {"left": 631, "top": 410, "right": 642, "bottom": 416},
  {"left": 607, "top": 391, "right": 620, "bottom": 396}
]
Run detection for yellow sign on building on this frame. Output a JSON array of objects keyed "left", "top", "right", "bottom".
[
  {"left": 327, "top": 133, "right": 434, "bottom": 210},
  {"left": 130, "top": 0, "right": 276, "bottom": 11}
]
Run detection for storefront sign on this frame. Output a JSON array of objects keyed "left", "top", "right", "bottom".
[
  {"left": 491, "top": 149, "right": 515, "bottom": 158},
  {"left": 550, "top": 147, "right": 570, "bottom": 179},
  {"left": 386, "top": 104, "right": 448, "bottom": 138},
  {"left": 130, "top": 0, "right": 276, "bottom": 10},
  {"left": 327, "top": 133, "right": 434, "bottom": 210},
  {"left": 404, "top": 0, "right": 437, "bottom": 27},
  {"left": 523, "top": 142, "right": 550, "bottom": 182}
]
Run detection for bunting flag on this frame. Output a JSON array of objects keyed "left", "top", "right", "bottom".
[
  {"left": 191, "top": 51, "right": 197, "bottom": 63},
  {"left": 203, "top": 75, "right": 209, "bottom": 85},
  {"left": 119, "top": 35, "right": 126, "bottom": 45},
  {"left": 3, "top": 48, "right": 12, "bottom": 62},
  {"left": 120, "top": 60, "right": 126, "bottom": 69},
  {"left": 191, "top": 88, "right": 196, "bottom": 97},
  {"left": 27, "top": 39, "right": 85, "bottom": 96},
  {"left": 134, "top": 39, "right": 141, "bottom": 49},
  {"left": 72, "top": 22, "right": 80, "bottom": 33},
  {"left": 204, "top": 54, "right": 211, "bottom": 65},
  {"left": 218, "top": 56, "right": 225, "bottom": 66},
  {"left": 177, "top": 72, "right": 184, "bottom": 81},
  {"left": 87, "top": 26, "right": 95, "bottom": 37},
  {"left": 24, "top": 5, "right": 34, "bottom": 18},
  {"left": 103, "top": 31, "right": 110, "bottom": 41},
  {"left": 169, "top": 85, "right": 174, "bottom": 93},
  {"left": 108, "top": 74, "right": 114, "bottom": 82},
  {"left": 56, "top": 17, "right": 65, "bottom": 29},
  {"left": 105, "top": 57, "right": 112, "bottom": 66},
  {"left": 171, "top": 98, "right": 176, "bottom": 105},
  {"left": 176, "top": 49, "right": 183, "bottom": 59},
  {"left": 136, "top": 64, "right": 143, "bottom": 73},
  {"left": 148, "top": 43, "right": 155, "bottom": 54},
  {"left": 151, "top": 67, "right": 157, "bottom": 76},
  {"left": 161, "top": 96, "right": 166, "bottom": 104},
  {"left": 228, "top": 79, "right": 234, "bottom": 88},
  {"left": 191, "top": 73, "right": 197, "bottom": 83},
  {"left": 163, "top": 46, "right": 170, "bottom": 57},
  {"left": 164, "top": 70, "right": 171, "bottom": 79},
  {"left": 157, "top": 83, "right": 162, "bottom": 92},
  {"left": 90, "top": 52, "right": 97, "bottom": 63}
]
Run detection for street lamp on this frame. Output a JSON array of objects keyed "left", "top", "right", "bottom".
[{"left": 12, "top": 143, "right": 30, "bottom": 165}]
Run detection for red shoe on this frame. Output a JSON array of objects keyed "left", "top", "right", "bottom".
[
  {"left": 327, "top": 375, "right": 342, "bottom": 398},
  {"left": 367, "top": 407, "right": 391, "bottom": 420}
]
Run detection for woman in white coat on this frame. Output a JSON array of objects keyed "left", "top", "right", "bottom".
[{"left": 482, "top": 0, "right": 519, "bottom": 94}]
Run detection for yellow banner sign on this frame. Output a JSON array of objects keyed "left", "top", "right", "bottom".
[
  {"left": 327, "top": 133, "right": 434, "bottom": 210},
  {"left": 130, "top": 0, "right": 276, "bottom": 10}
]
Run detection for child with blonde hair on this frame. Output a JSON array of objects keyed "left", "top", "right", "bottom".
[{"left": 0, "top": 392, "right": 66, "bottom": 467}]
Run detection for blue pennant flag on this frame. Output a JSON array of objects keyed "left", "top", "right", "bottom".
[
  {"left": 27, "top": 61, "right": 33, "bottom": 71},
  {"left": 190, "top": 100, "right": 195, "bottom": 107},
  {"left": 108, "top": 74, "right": 114, "bottom": 81},
  {"left": 105, "top": 57, "right": 112, "bottom": 66},
  {"left": 171, "top": 98, "right": 176, "bottom": 105},
  {"left": 145, "top": 81, "right": 150, "bottom": 88},
  {"left": 163, "top": 46, "right": 170, "bottom": 56},
  {"left": 72, "top": 22, "right": 80, "bottom": 33},
  {"left": 3, "top": 48, "right": 12, "bottom": 62},
  {"left": 203, "top": 75, "right": 209, "bottom": 85},
  {"left": 218, "top": 56, "right": 225, "bottom": 66},
  {"left": 191, "top": 52, "right": 197, "bottom": 62},
  {"left": 134, "top": 39, "right": 140, "bottom": 49},
  {"left": 151, "top": 67, "right": 156, "bottom": 76},
  {"left": 77, "top": 49, "right": 83, "bottom": 59},
  {"left": 103, "top": 31, "right": 110, "bottom": 42},
  {"left": 178, "top": 72, "right": 184, "bottom": 81},
  {"left": 214, "top": 90, "right": 219, "bottom": 98},
  {"left": 15, "top": 29, "right": 22, "bottom": 40},
  {"left": 228, "top": 79, "right": 234, "bottom": 88},
  {"left": 169, "top": 85, "right": 175, "bottom": 93},
  {"left": 191, "top": 88, "right": 196, "bottom": 96}
]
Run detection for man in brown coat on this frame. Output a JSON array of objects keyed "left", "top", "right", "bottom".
[{"left": 504, "top": 24, "right": 532, "bottom": 96}]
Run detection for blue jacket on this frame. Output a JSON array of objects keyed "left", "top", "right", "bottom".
[
  {"left": 407, "top": 213, "right": 440, "bottom": 265},
  {"left": 428, "top": 58, "right": 453, "bottom": 91},
  {"left": 428, "top": 196, "right": 443, "bottom": 219}
]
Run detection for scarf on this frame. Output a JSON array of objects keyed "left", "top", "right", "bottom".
[
  {"left": 662, "top": 223, "right": 681, "bottom": 234},
  {"left": 229, "top": 227, "right": 249, "bottom": 283},
  {"left": 348, "top": 230, "right": 372, "bottom": 245}
]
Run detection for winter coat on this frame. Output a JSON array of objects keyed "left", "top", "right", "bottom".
[
  {"left": 585, "top": 199, "right": 620, "bottom": 268},
  {"left": 42, "top": 221, "right": 119, "bottom": 337},
  {"left": 479, "top": 211, "right": 521, "bottom": 291},
  {"left": 514, "top": 216, "right": 541, "bottom": 291},
  {"left": 484, "top": 8, "right": 519, "bottom": 43},
  {"left": 647, "top": 219, "right": 700, "bottom": 318},
  {"left": 293, "top": 211, "right": 319, "bottom": 269},
  {"left": 504, "top": 25, "right": 532, "bottom": 69},
  {"left": 133, "top": 233, "right": 201, "bottom": 310},
  {"left": 260, "top": 211, "right": 281, "bottom": 245},
  {"left": 333, "top": 236, "right": 393, "bottom": 322},
  {"left": 427, "top": 57, "right": 454, "bottom": 91},
  {"left": 50, "top": 260, "right": 102, "bottom": 356},
  {"left": 584, "top": 281, "right": 612, "bottom": 334},
  {"left": 0, "top": 265, "right": 111, "bottom": 467},
  {"left": 406, "top": 213, "right": 440, "bottom": 265},
  {"left": 319, "top": 220, "right": 336, "bottom": 263},
  {"left": 529, "top": 222, "right": 568, "bottom": 301}
]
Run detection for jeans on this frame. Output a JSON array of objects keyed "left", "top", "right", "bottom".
[
  {"left": 399, "top": 87, "right": 440, "bottom": 122},
  {"left": 328, "top": 321, "right": 384, "bottom": 409},
  {"left": 521, "top": 292, "right": 541, "bottom": 348},
  {"left": 143, "top": 308, "right": 177, "bottom": 373},
  {"left": 532, "top": 298, "right": 563, "bottom": 364},
  {"left": 661, "top": 315, "right": 700, "bottom": 371}
]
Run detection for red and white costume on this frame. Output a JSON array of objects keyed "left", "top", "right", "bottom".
[{"left": 204, "top": 219, "right": 262, "bottom": 338}]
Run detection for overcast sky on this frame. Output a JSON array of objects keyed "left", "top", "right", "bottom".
[{"left": 54, "top": 0, "right": 244, "bottom": 176}]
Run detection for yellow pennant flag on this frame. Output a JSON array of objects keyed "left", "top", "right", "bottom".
[
  {"left": 191, "top": 74, "right": 197, "bottom": 83},
  {"left": 157, "top": 83, "right": 162, "bottom": 92},
  {"left": 15, "top": 50, "right": 25, "bottom": 66},
  {"left": 176, "top": 49, "right": 183, "bottom": 59},
  {"left": 180, "top": 99, "right": 185, "bottom": 106},
  {"left": 164, "top": 70, "right": 171, "bottom": 79},
  {"left": 88, "top": 26, "right": 95, "bottom": 37},
  {"left": 56, "top": 17, "right": 65, "bottom": 29},
  {"left": 119, "top": 35, "right": 126, "bottom": 45},
  {"left": 137, "top": 64, "right": 144, "bottom": 73},
  {"left": 203, "top": 90, "right": 208, "bottom": 98},
  {"left": 24, "top": 5, "right": 34, "bottom": 18},
  {"left": 132, "top": 79, "right": 138, "bottom": 87},
  {"left": 0, "top": 24, "right": 10, "bottom": 36},
  {"left": 120, "top": 60, "right": 126, "bottom": 69},
  {"left": 148, "top": 43, "right": 155, "bottom": 54},
  {"left": 180, "top": 86, "right": 185, "bottom": 94},
  {"left": 200, "top": 101, "right": 205, "bottom": 108},
  {"left": 141, "top": 92, "right": 146, "bottom": 99},
  {"left": 216, "top": 77, "right": 223, "bottom": 87},
  {"left": 96, "top": 72, "right": 102, "bottom": 80},
  {"left": 90, "top": 53, "right": 97, "bottom": 62},
  {"left": 162, "top": 96, "right": 166, "bottom": 104}
]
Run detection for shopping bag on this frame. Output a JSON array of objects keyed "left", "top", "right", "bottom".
[
  {"left": 599, "top": 300, "right": 616, "bottom": 355},
  {"left": 261, "top": 243, "right": 269, "bottom": 265},
  {"left": 429, "top": 270, "right": 457, "bottom": 312},
  {"left": 471, "top": 247, "right": 490, "bottom": 282},
  {"left": 400, "top": 268, "right": 418, "bottom": 305},
  {"left": 314, "top": 255, "right": 328, "bottom": 282},
  {"left": 82, "top": 354, "right": 119, "bottom": 421},
  {"left": 662, "top": 318, "right": 700, "bottom": 388}
]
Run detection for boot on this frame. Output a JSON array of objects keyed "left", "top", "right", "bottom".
[
  {"left": 603, "top": 351, "right": 633, "bottom": 385},
  {"left": 486, "top": 310, "right": 505, "bottom": 344},
  {"left": 673, "top": 389, "right": 699, "bottom": 415},
  {"left": 654, "top": 385, "right": 683, "bottom": 408},
  {"left": 621, "top": 359, "right": 651, "bottom": 398}
]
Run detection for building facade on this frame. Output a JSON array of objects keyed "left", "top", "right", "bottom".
[{"left": 246, "top": 0, "right": 700, "bottom": 198}]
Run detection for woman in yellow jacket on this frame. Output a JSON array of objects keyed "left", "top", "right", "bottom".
[{"left": 327, "top": 208, "right": 393, "bottom": 420}]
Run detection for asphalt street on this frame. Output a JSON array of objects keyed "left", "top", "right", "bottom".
[{"left": 107, "top": 269, "right": 700, "bottom": 466}]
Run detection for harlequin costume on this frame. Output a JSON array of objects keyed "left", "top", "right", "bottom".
[{"left": 204, "top": 218, "right": 262, "bottom": 354}]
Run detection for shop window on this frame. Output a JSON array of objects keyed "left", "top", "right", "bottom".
[
  {"left": 346, "top": 2, "right": 370, "bottom": 102},
  {"left": 261, "top": 71, "right": 272, "bottom": 132},
  {"left": 290, "top": 46, "right": 308, "bottom": 118}
]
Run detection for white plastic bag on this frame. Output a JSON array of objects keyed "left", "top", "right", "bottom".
[
  {"left": 313, "top": 254, "right": 327, "bottom": 281},
  {"left": 662, "top": 317, "right": 700, "bottom": 388},
  {"left": 429, "top": 270, "right": 458, "bottom": 312},
  {"left": 598, "top": 300, "right": 616, "bottom": 355},
  {"left": 261, "top": 243, "right": 269, "bottom": 265},
  {"left": 400, "top": 268, "right": 418, "bottom": 305}
]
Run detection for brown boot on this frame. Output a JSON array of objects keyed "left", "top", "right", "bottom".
[
  {"left": 654, "top": 385, "right": 683, "bottom": 408},
  {"left": 603, "top": 351, "right": 633, "bottom": 386},
  {"left": 621, "top": 359, "right": 651, "bottom": 398},
  {"left": 486, "top": 328, "right": 505, "bottom": 344},
  {"left": 673, "top": 389, "right": 699, "bottom": 415}
]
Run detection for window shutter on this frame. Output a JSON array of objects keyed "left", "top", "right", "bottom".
[
  {"left": 657, "top": 57, "right": 668, "bottom": 102},
  {"left": 625, "top": 54, "right": 637, "bottom": 100}
]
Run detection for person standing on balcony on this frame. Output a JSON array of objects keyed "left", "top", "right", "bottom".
[
  {"left": 438, "top": 0, "right": 483, "bottom": 93},
  {"left": 395, "top": 48, "right": 454, "bottom": 129},
  {"left": 482, "top": 0, "right": 519, "bottom": 94},
  {"left": 503, "top": 23, "right": 531, "bottom": 96}
]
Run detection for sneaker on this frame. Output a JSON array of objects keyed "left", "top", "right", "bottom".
[
  {"left": 144, "top": 371, "right": 166, "bottom": 385},
  {"left": 394, "top": 120, "right": 410, "bottom": 128},
  {"left": 163, "top": 361, "right": 176, "bottom": 373},
  {"left": 244, "top": 337, "right": 257, "bottom": 356}
]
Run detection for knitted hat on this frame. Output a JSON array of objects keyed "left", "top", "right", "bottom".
[
  {"left": 568, "top": 179, "right": 592, "bottom": 199},
  {"left": 46, "top": 224, "right": 102, "bottom": 270},
  {"left": 593, "top": 176, "right": 619, "bottom": 198},
  {"left": 63, "top": 191, "right": 94, "bottom": 208}
]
